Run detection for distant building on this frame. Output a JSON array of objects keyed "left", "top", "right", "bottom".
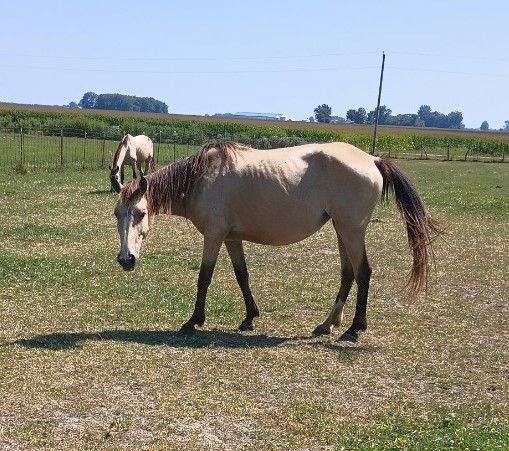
[
  {"left": 330, "top": 116, "right": 346, "bottom": 124},
  {"left": 214, "top": 112, "right": 286, "bottom": 121}
]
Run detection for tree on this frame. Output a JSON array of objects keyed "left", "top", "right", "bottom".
[
  {"left": 89, "top": 93, "right": 168, "bottom": 113},
  {"left": 314, "top": 104, "right": 332, "bottom": 123},
  {"left": 308, "top": 116, "right": 315, "bottom": 123},
  {"left": 504, "top": 120, "right": 509, "bottom": 131},
  {"left": 417, "top": 105, "right": 463, "bottom": 129},
  {"left": 78, "top": 92, "right": 98, "bottom": 109},
  {"left": 367, "top": 105, "right": 392, "bottom": 124},
  {"left": 446, "top": 111, "right": 463, "bottom": 129},
  {"left": 480, "top": 121, "right": 489, "bottom": 131},
  {"left": 67, "top": 101, "right": 79, "bottom": 109},
  {"left": 346, "top": 107, "right": 366, "bottom": 124},
  {"left": 418, "top": 105, "right": 432, "bottom": 124},
  {"left": 387, "top": 114, "right": 419, "bottom": 127}
]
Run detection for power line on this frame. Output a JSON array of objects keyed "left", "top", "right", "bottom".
[
  {"left": 1, "top": 62, "right": 506, "bottom": 78},
  {"left": 390, "top": 51, "right": 509, "bottom": 63},
  {"left": 388, "top": 65, "right": 509, "bottom": 78},
  {"left": 0, "top": 50, "right": 377, "bottom": 62},
  {"left": 3, "top": 49, "right": 504, "bottom": 63},
  {"left": 0, "top": 63, "right": 378, "bottom": 75}
]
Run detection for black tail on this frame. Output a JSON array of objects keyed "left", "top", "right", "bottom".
[{"left": 375, "top": 158, "right": 440, "bottom": 296}]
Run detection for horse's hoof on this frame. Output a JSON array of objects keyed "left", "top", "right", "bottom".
[
  {"left": 238, "top": 321, "right": 254, "bottom": 332},
  {"left": 179, "top": 322, "right": 197, "bottom": 334},
  {"left": 312, "top": 323, "right": 332, "bottom": 336},
  {"left": 339, "top": 329, "right": 360, "bottom": 342}
]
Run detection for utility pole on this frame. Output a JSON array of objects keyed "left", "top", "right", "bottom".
[{"left": 371, "top": 51, "right": 385, "bottom": 155}]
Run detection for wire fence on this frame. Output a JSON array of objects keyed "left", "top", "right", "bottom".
[
  {"left": 0, "top": 127, "right": 506, "bottom": 171},
  {"left": 0, "top": 128, "right": 200, "bottom": 171}
]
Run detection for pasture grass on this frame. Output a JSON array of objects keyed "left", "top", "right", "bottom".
[
  {"left": 0, "top": 131, "right": 196, "bottom": 169},
  {"left": 0, "top": 160, "right": 507, "bottom": 449}
]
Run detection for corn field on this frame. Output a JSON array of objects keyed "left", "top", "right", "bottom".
[{"left": 0, "top": 104, "right": 507, "bottom": 170}]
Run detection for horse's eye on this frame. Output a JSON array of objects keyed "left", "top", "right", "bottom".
[{"left": 133, "top": 211, "right": 146, "bottom": 224}]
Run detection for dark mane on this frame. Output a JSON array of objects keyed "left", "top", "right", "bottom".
[
  {"left": 120, "top": 141, "right": 241, "bottom": 213},
  {"left": 112, "top": 135, "right": 129, "bottom": 168}
]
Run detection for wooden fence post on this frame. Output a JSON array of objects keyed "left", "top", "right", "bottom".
[
  {"left": 154, "top": 130, "right": 160, "bottom": 164},
  {"left": 60, "top": 129, "right": 64, "bottom": 166},
  {"left": 20, "top": 127, "right": 25, "bottom": 165},
  {"left": 82, "top": 132, "right": 87, "bottom": 170},
  {"left": 101, "top": 139, "right": 106, "bottom": 168}
]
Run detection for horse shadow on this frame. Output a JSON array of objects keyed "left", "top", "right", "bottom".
[
  {"left": 86, "top": 189, "right": 112, "bottom": 196},
  {"left": 13, "top": 328, "right": 375, "bottom": 354}
]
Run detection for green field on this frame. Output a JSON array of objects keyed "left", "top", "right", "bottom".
[
  {"left": 0, "top": 160, "right": 508, "bottom": 449},
  {"left": 1, "top": 103, "right": 508, "bottom": 166}
]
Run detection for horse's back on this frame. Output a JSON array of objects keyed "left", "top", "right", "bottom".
[{"left": 232, "top": 142, "right": 382, "bottom": 198}]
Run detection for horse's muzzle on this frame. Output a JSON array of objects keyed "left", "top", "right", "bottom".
[{"left": 117, "top": 253, "right": 136, "bottom": 271}]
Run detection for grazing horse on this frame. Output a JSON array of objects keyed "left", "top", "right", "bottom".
[
  {"left": 109, "top": 134, "right": 155, "bottom": 193},
  {"left": 113, "top": 142, "right": 438, "bottom": 342}
]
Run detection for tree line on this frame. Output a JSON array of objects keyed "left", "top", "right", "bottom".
[
  {"left": 70, "top": 92, "right": 168, "bottom": 114},
  {"left": 314, "top": 104, "right": 467, "bottom": 129}
]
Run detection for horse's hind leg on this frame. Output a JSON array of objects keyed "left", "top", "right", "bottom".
[
  {"left": 225, "top": 240, "right": 260, "bottom": 331},
  {"left": 337, "top": 225, "right": 372, "bottom": 342},
  {"left": 313, "top": 230, "right": 354, "bottom": 336}
]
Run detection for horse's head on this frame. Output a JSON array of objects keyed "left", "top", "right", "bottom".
[{"left": 114, "top": 175, "right": 150, "bottom": 271}]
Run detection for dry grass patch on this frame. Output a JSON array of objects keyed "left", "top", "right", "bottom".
[{"left": 0, "top": 161, "right": 507, "bottom": 449}]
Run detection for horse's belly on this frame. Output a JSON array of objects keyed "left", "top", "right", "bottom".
[{"left": 227, "top": 207, "right": 329, "bottom": 245}]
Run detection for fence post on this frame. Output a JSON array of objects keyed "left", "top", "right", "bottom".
[
  {"left": 20, "top": 127, "right": 24, "bottom": 165},
  {"left": 60, "top": 129, "right": 64, "bottom": 166},
  {"left": 447, "top": 145, "right": 450, "bottom": 161},
  {"left": 155, "top": 130, "right": 160, "bottom": 164},
  {"left": 101, "top": 138, "right": 106, "bottom": 168},
  {"left": 82, "top": 131, "right": 87, "bottom": 170}
]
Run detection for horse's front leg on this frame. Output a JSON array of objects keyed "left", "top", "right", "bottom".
[
  {"left": 180, "top": 235, "right": 223, "bottom": 332},
  {"left": 132, "top": 161, "right": 141, "bottom": 179}
]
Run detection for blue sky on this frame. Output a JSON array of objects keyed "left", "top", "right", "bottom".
[{"left": 1, "top": 1, "right": 508, "bottom": 128}]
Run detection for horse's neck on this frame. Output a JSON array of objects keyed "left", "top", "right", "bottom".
[
  {"left": 113, "top": 145, "right": 128, "bottom": 168},
  {"left": 147, "top": 166, "right": 190, "bottom": 219}
]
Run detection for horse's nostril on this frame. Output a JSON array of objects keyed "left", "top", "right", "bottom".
[{"left": 117, "top": 253, "right": 136, "bottom": 271}]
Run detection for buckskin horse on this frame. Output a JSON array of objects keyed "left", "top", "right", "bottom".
[
  {"left": 113, "top": 142, "right": 438, "bottom": 342},
  {"left": 109, "top": 134, "right": 155, "bottom": 193}
]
